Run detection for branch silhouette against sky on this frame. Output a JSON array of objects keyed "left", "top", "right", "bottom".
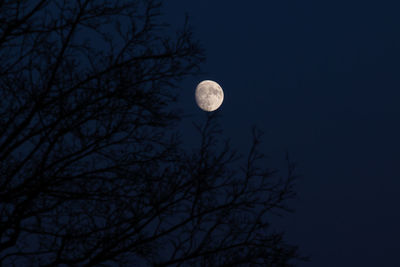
[{"left": 0, "top": 1, "right": 303, "bottom": 266}]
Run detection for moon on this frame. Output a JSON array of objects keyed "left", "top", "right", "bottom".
[{"left": 195, "top": 80, "right": 224, "bottom": 112}]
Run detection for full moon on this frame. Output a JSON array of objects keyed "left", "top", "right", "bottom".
[{"left": 195, "top": 80, "right": 224, "bottom": 112}]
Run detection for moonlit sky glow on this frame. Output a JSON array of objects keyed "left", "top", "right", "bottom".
[{"left": 166, "top": 1, "right": 400, "bottom": 266}]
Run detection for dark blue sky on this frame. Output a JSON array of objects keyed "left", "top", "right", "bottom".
[{"left": 165, "top": 1, "right": 400, "bottom": 266}]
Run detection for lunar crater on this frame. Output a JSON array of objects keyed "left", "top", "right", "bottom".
[{"left": 195, "top": 80, "right": 224, "bottom": 112}]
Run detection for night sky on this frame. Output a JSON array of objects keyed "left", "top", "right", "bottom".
[{"left": 166, "top": 1, "right": 400, "bottom": 266}]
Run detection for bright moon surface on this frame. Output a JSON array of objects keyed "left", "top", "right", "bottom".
[{"left": 195, "top": 80, "right": 224, "bottom": 112}]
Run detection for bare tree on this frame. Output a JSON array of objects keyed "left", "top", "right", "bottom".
[{"left": 0, "top": 0, "right": 302, "bottom": 266}]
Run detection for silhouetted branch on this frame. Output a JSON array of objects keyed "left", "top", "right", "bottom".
[{"left": 0, "top": 1, "right": 302, "bottom": 266}]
